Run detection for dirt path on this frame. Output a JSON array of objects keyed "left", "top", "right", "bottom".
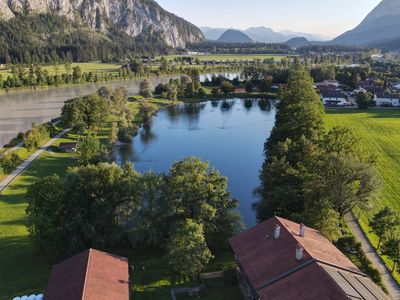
[{"left": 346, "top": 213, "right": 400, "bottom": 299}]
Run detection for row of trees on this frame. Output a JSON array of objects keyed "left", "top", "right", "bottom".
[
  {"left": 254, "top": 65, "right": 380, "bottom": 240},
  {"left": 370, "top": 207, "right": 400, "bottom": 272},
  {"left": 26, "top": 157, "right": 242, "bottom": 277}
]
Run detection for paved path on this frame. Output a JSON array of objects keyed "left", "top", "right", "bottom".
[
  {"left": 346, "top": 213, "right": 400, "bottom": 300},
  {"left": 0, "top": 129, "right": 70, "bottom": 193}
]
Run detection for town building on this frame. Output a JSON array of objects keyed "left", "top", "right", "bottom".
[
  {"left": 58, "top": 142, "right": 77, "bottom": 153},
  {"left": 375, "top": 93, "right": 400, "bottom": 107},
  {"left": 45, "top": 249, "right": 129, "bottom": 300},
  {"left": 229, "top": 216, "right": 390, "bottom": 300},
  {"left": 320, "top": 91, "right": 347, "bottom": 107}
]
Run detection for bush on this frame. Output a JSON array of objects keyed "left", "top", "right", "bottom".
[
  {"left": 0, "top": 153, "right": 21, "bottom": 174},
  {"left": 211, "top": 87, "right": 220, "bottom": 96},
  {"left": 198, "top": 88, "right": 207, "bottom": 98}
]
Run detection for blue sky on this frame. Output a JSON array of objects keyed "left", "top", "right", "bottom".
[{"left": 156, "top": 0, "right": 381, "bottom": 38}]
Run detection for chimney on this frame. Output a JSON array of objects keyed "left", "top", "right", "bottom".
[
  {"left": 300, "top": 223, "right": 305, "bottom": 237},
  {"left": 296, "top": 244, "right": 304, "bottom": 261},
  {"left": 274, "top": 224, "right": 281, "bottom": 239}
]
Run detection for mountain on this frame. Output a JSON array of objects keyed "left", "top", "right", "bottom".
[
  {"left": 280, "top": 30, "right": 330, "bottom": 42},
  {"left": 285, "top": 37, "right": 310, "bottom": 49},
  {"left": 217, "top": 29, "right": 253, "bottom": 43},
  {"left": 0, "top": 0, "right": 204, "bottom": 48},
  {"left": 332, "top": 0, "right": 400, "bottom": 46},
  {"left": 244, "top": 26, "right": 287, "bottom": 43},
  {"left": 200, "top": 26, "right": 328, "bottom": 43},
  {"left": 200, "top": 27, "right": 229, "bottom": 41}
]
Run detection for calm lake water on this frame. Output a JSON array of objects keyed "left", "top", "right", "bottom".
[
  {"left": 113, "top": 98, "right": 276, "bottom": 226},
  {"left": 0, "top": 73, "right": 239, "bottom": 147}
]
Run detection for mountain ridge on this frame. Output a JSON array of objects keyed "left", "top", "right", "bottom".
[
  {"left": 332, "top": 0, "right": 400, "bottom": 46},
  {"left": 0, "top": 0, "right": 204, "bottom": 48}
]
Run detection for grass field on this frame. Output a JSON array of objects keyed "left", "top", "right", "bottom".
[
  {"left": 0, "top": 97, "right": 183, "bottom": 299},
  {"left": 0, "top": 134, "right": 78, "bottom": 299},
  {"left": 158, "top": 54, "right": 292, "bottom": 62},
  {"left": 325, "top": 108, "right": 400, "bottom": 283},
  {"left": 0, "top": 62, "right": 122, "bottom": 79}
]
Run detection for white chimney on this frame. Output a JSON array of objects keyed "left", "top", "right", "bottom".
[
  {"left": 274, "top": 224, "right": 281, "bottom": 240},
  {"left": 300, "top": 223, "right": 305, "bottom": 237},
  {"left": 296, "top": 244, "right": 304, "bottom": 261}
]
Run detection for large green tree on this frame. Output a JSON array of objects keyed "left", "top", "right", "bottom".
[
  {"left": 165, "top": 157, "right": 242, "bottom": 251},
  {"left": 166, "top": 219, "right": 213, "bottom": 278},
  {"left": 370, "top": 207, "right": 400, "bottom": 250},
  {"left": 254, "top": 65, "right": 324, "bottom": 222}
]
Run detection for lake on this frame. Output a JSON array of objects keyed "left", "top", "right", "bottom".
[
  {"left": 0, "top": 73, "right": 239, "bottom": 147},
  {"left": 113, "top": 98, "right": 276, "bottom": 226}
]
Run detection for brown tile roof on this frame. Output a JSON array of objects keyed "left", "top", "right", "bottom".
[
  {"left": 229, "top": 216, "right": 390, "bottom": 300},
  {"left": 45, "top": 249, "right": 129, "bottom": 300}
]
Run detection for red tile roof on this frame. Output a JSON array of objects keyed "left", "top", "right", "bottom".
[
  {"left": 45, "top": 249, "right": 129, "bottom": 300},
  {"left": 229, "top": 216, "right": 390, "bottom": 300}
]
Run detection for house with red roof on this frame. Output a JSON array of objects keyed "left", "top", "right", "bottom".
[
  {"left": 45, "top": 249, "right": 129, "bottom": 300},
  {"left": 229, "top": 216, "right": 391, "bottom": 300}
]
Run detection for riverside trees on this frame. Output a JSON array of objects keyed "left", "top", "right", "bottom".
[
  {"left": 26, "top": 157, "right": 242, "bottom": 276},
  {"left": 254, "top": 65, "right": 380, "bottom": 240}
]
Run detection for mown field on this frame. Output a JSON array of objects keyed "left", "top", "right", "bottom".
[
  {"left": 0, "top": 62, "right": 122, "bottom": 79},
  {"left": 158, "top": 54, "right": 292, "bottom": 62},
  {"left": 325, "top": 108, "right": 400, "bottom": 283}
]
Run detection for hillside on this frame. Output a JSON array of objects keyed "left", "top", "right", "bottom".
[
  {"left": 0, "top": 0, "right": 204, "bottom": 49},
  {"left": 217, "top": 29, "right": 253, "bottom": 43},
  {"left": 332, "top": 0, "right": 400, "bottom": 46},
  {"left": 285, "top": 37, "right": 310, "bottom": 49}
]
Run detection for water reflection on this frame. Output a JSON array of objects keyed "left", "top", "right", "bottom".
[
  {"left": 0, "top": 73, "right": 237, "bottom": 147},
  {"left": 113, "top": 98, "right": 277, "bottom": 226}
]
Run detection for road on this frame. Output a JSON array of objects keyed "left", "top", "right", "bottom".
[
  {"left": 0, "top": 129, "right": 70, "bottom": 193},
  {"left": 346, "top": 214, "right": 400, "bottom": 300}
]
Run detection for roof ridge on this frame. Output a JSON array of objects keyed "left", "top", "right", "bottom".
[
  {"left": 316, "top": 260, "right": 367, "bottom": 277},
  {"left": 81, "top": 249, "right": 92, "bottom": 300}
]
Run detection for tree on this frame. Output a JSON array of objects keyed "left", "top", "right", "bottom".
[
  {"left": 314, "top": 127, "right": 380, "bottom": 219},
  {"left": 259, "top": 76, "right": 273, "bottom": 92},
  {"left": 370, "top": 207, "right": 400, "bottom": 250},
  {"left": 26, "top": 164, "right": 140, "bottom": 258},
  {"left": 26, "top": 175, "right": 66, "bottom": 257},
  {"left": 165, "top": 157, "right": 241, "bottom": 250},
  {"left": 254, "top": 65, "right": 324, "bottom": 221},
  {"left": 109, "top": 123, "right": 119, "bottom": 145},
  {"left": 381, "top": 237, "right": 400, "bottom": 272},
  {"left": 220, "top": 81, "right": 234, "bottom": 96},
  {"left": 245, "top": 81, "right": 253, "bottom": 93},
  {"left": 139, "top": 79, "right": 153, "bottom": 98},
  {"left": 78, "top": 133, "right": 101, "bottom": 165},
  {"left": 24, "top": 123, "right": 50, "bottom": 151},
  {"left": 166, "top": 219, "right": 213, "bottom": 278},
  {"left": 72, "top": 66, "right": 82, "bottom": 82},
  {"left": 356, "top": 91, "right": 374, "bottom": 109}
]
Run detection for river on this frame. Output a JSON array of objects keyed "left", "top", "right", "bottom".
[
  {"left": 0, "top": 72, "right": 239, "bottom": 147},
  {"left": 112, "top": 98, "right": 276, "bottom": 226}
]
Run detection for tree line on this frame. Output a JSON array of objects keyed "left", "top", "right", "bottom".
[{"left": 26, "top": 158, "right": 243, "bottom": 278}]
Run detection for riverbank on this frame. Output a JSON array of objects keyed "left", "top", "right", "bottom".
[{"left": 0, "top": 95, "right": 185, "bottom": 299}]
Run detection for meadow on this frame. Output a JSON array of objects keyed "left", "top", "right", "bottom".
[
  {"left": 325, "top": 108, "right": 400, "bottom": 283},
  {"left": 0, "top": 62, "right": 122, "bottom": 79},
  {"left": 158, "top": 54, "right": 292, "bottom": 62}
]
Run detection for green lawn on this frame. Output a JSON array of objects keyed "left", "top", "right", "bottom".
[
  {"left": 0, "top": 134, "right": 78, "bottom": 300},
  {"left": 325, "top": 108, "right": 400, "bottom": 283},
  {"left": 158, "top": 54, "right": 292, "bottom": 62},
  {"left": 116, "top": 248, "right": 241, "bottom": 300},
  {"left": 0, "top": 62, "right": 122, "bottom": 79}
]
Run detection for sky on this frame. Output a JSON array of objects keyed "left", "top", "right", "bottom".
[{"left": 156, "top": 0, "right": 382, "bottom": 38}]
